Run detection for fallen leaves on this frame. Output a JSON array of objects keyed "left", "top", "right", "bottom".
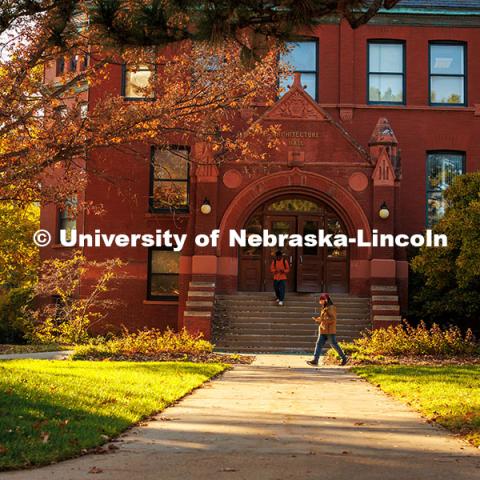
[{"left": 88, "top": 466, "right": 103, "bottom": 474}]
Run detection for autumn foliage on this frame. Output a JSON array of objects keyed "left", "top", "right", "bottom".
[{"left": 0, "top": 4, "right": 286, "bottom": 207}]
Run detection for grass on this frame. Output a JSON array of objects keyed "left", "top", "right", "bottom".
[
  {"left": 0, "top": 359, "right": 227, "bottom": 470},
  {"left": 0, "top": 344, "right": 72, "bottom": 354},
  {"left": 354, "top": 365, "right": 480, "bottom": 447}
]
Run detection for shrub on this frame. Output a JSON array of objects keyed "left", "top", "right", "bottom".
[
  {"left": 410, "top": 172, "right": 480, "bottom": 332},
  {"left": 72, "top": 328, "right": 213, "bottom": 360},
  {"left": 0, "top": 202, "right": 39, "bottom": 342},
  {"left": 348, "top": 321, "right": 477, "bottom": 359},
  {"left": 25, "top": 252, "right": 123, "bottom": 345},
  {"left": 0, "top": 285, "right": 35, "bottom": 343}
]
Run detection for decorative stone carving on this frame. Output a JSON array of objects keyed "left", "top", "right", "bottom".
[
  {"left": 223, "top": 169, "right": 243, "bottom": 189},
  {"left": 274, "top": 91, "right": 325, "bottom": 120},
  {"left": 372, "top": 148, "right": 396, "bottom": 187},
  {"left": 340, "top": 108, "right": 354, "bottom": 122},
  {"left": 348, "top": 172, "right": 369, "bottom": 192}
]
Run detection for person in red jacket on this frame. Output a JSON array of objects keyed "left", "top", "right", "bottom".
[{"left": 270, "top": 250, "right": 290, "bottom": 306}]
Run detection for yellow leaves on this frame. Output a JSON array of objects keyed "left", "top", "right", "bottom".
[{"left": 3, "top": 31, "right": 282, "bottom": 203}]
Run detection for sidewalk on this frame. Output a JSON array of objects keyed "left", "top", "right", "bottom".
[
  {"left": 0, "top": 351, "right": 73, "bottom": 360},
  {"left": 1, "top": 354, "right": 479, "bottom": 480}
]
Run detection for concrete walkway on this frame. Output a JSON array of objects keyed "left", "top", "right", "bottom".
[
  {"left": 1, "top": 354, "right": 479, "bottom": 480},
  {"left": 0, "top": 351, "right": 73, "bottom": 360}
]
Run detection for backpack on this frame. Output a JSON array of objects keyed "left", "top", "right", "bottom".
[{"left": 272, "top": 258, "right": 288, "bottom": 270}]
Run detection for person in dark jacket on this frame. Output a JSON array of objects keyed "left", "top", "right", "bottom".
[
  {"left": 306, "top": 293, "right": 348, "bottom": 366},
  {"left": 270, "top": 250, "right": 290, "bottom": 306}
]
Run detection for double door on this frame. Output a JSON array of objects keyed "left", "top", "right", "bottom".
[{"left": 239, "top": 213, "right": 348, "bottom": 293}]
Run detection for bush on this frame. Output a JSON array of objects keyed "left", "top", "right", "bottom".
[
  {"left": 25, "top": 252, "right": 122, "bottom": 345},
  {"left": 0, "top": 202, "right": 39, "bottom": 342},
  {"left": 72, "top": 328, "right": 213, "bottom": 360},
  {"left": 329, "top": 321, "right": 478, "bottom": 363},
  {"left": 410, "top": 173, "right": 480, "bottom": 332},
  {"left": 363, "top": 321, "right": 476, "bottom": 357},
  {"left": 0, "top": 285, "right": 35, "bottom": 344}
]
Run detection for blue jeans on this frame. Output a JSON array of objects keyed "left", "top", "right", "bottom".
[
  {"left": 273, "top": 280, "right": 286, "bottom": 301},
  {"left": 313, "top": 334, "right": 346, "bottom": 362}
]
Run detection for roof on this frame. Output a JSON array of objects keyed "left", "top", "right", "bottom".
[{"left": 389, "top": 0, "right": 480, "bottom": 12}]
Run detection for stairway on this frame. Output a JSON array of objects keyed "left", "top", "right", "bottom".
[
  {"left": 213, "top": 292, "right": 371, "bottom": 352},
  {"left": 371, "top": 284, "right": 402, "bottom": 328}
]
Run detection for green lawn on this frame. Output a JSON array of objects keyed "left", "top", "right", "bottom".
[
  {"left": 0, "top": 360, "right": 226, "bottom": 470},
  {"left": 354, "top": 365, "right": 480, "bottom": 447}
]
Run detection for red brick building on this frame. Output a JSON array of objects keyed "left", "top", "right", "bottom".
[{"left": 41, "top": 1, "right": 480, "bottom": 341}]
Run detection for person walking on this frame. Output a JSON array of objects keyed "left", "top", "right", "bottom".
[
  {"left": 306, "top": 293, "right": 348, "bottom": 366},
  {"left": 270, "top": 250, "right": 290, "bottom": 306}
]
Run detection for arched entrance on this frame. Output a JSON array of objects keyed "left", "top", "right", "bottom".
[{"left": 238, "top": 195, "right": 349, "bottom": 293}]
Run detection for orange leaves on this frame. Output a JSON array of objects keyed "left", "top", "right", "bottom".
[{"left": 2, "top": 18, "right": 283, "bottom": 204}]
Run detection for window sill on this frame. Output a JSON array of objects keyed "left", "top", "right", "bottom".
[
  {"left": 145, "top": 211, "right": 189, "bottom": 218},
  {"left": 330, "top": 103, "right": 475, "bottom": 113},
  {"left": 51, "top": 243, "right": 72, "bottom": 249},
  {"left": 122, "top": 97, "right": 155, "bottom": 102},
  {"left": 143, "top": 300, "right": 179, "bottom": 305}
]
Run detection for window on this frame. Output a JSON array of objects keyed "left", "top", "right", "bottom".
[
  {"left": 122, "top": 64, "right": 154, "bottom": 99},
  {"left": 426, "top": 152, "right": 465, "bottom": 226},
  {"left": 79, "top": 102, "right": 88, "bottom": 119},
  {"left": 55, "top": 57, "right": 65, "bottom": 76},
  {"left": 279, "top": 40, "right": 318, "bottom": 100},
  {"left": 80, "top": 54, "right": 89, "bottom": 71},
  {"left": 368, "top": 41, "right": 405, "bottom": 104},
  {"left": 429, "top": 43, "right": 466, "bottom": 105},
  {"left": 150, "top": 147, "right": 189, "bottom": 211},
  {"left": 58, "top": 197, "right": 77, "bottom": 242},
  {"left": 148, "top": 248, "right": 180, "bottom": 299},
  {"left": 69, "top": 55, "right": 78, "bottom": 72}
]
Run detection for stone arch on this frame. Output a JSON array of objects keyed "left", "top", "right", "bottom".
[{"left": 217, "top": 168, "right": 372, "bottom": 260}]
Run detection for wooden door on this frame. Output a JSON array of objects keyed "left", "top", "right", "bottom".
[
  {"left": 263, "top": 216, "right": 296, "bottom": 292},
  {"left": 297, "top": 216, "right": 325, "bottom": 292},
  {"left": 325, "top": 216, "right": 349, "bottom": 293}
]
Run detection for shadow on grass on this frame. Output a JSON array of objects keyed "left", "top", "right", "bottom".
[{"left": 0, "top": 360, "right": 225, "bottom": 470}]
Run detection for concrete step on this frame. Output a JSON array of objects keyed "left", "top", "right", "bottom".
[
  {"left": 184, "top": 311, "right": 211, "bottom": 317},
  {"left": 224, "top": 325, "right": 369, "bottom": 334},
  {"left": 217, "top": 314, "right": 370, "bottom": 322},
  {"left": 217, "top": 296, "right": 369, "bottom": 303},
  {"left": 214, "top": 293, "right": 371, "bottom": 348},
  {"left": 218, "top": 305, "right": 369, "bottom": 311},
  {"left": 186, "top": 301, "right": 214, "bottom": 307},
  {"left": 225, "top": 315, "right": 370, "bottom": 328},
  {"left": 216, "top": 302, "right": 369, "bottom": 308},
  {"left": 219, "top": 331, "right": 366, "bottom": 341},
  {"left": 217, "top": 292, "right": 366, "bottom": 297},
  {"left": 218, "top": 309, "right": 369, "bottom": 316},
  {"left": 371, "top": 295, "right": 399, "bottom": 302},
  {"left": 371, "top": 285, "right": 397, "bottom": 292},
  {"left": 223, "top": 318, "right": 371, "bottom": 325},
  {"left": 188, "top": 291, "right": 214, "bottom": 297}
]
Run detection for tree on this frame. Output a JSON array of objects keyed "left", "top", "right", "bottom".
[
  {"left": 411, "top": 173, "right": 480, "bottom": 332},
  {"left": 0, "top": 1, "right": 398, "bottom": 206},
  {"left": 0, "top": 202, "right": 39, "bottom": 342}
]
